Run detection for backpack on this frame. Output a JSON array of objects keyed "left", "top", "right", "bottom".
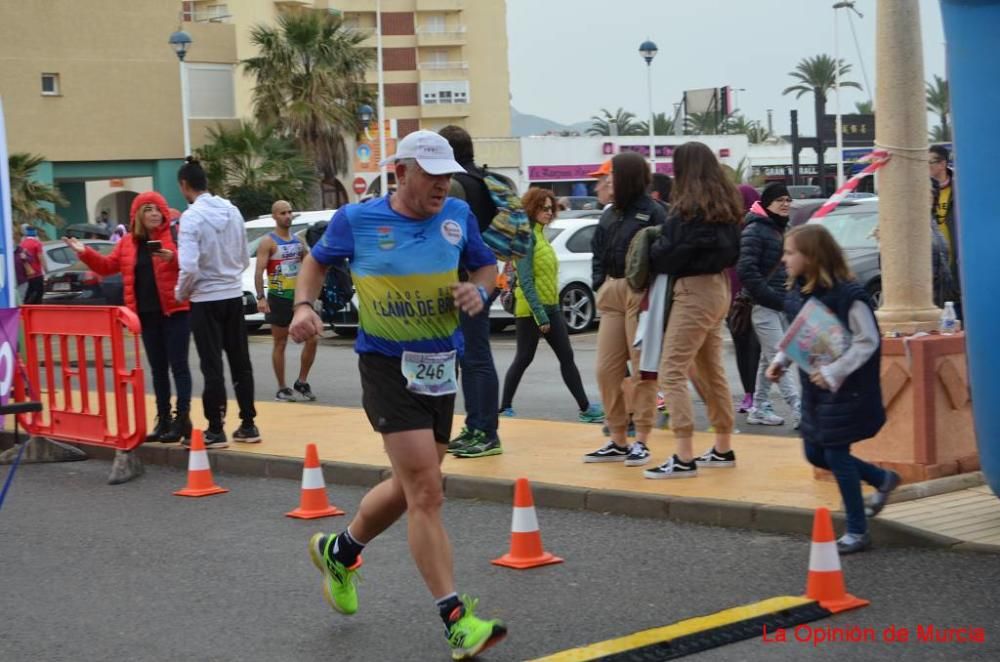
[
  {"left": 14, "top": 246, "right": 30, "bottom": 285},
  {"left": 453, "top": 168, "right": 530, "bottom": 261},
  {"left": 625, "top": 225, "right": 662, "bottom": 291}
]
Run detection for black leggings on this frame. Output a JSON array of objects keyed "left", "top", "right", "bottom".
[
  {"left": 501, "top": 306, "right": 590, "bottom": 412},
  {"left": 728, "top": 318, "right": 761, "bottom": 395}
]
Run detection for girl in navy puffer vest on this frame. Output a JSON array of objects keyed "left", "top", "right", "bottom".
[{"left": 766, "top": 225, "right": 900, "bottom": 555}]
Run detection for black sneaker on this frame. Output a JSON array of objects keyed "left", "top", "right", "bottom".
[
  {"left": 233, "top": 424, "right": 261, "bottom": 444},
  {"left": 276, "top": 387, "right": 295, "bottom": 402},
  {"left": 582, "top": 441, "right": 631, "bottom": 463},
  {"left": 643, "top": 455, "right": 698, "bottom": 479},
  {"left": 696, "top": 447, "right": 736, "bottom": 468},
  {"left": 294, "top": 380, "right": 317, "bottom": 402},
  {"left": 624, "top": 441, "right": 651, "bottom": 467},
  {"left": 203, "top": 429, "right": 229, "bottom": 450},
  {"left": 159, "top": 411, "right": 192, "bottom": 444},
  {"left": 836, "top": 532, "right": 871, "bottom": 555},
  {"left": 145, "top": 414, "right": 172, "bottom": 443},
  {"left": 865, "top": 470, "right": 901, "bottom": 518}
]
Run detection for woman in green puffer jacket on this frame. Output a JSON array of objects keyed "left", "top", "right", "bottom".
[{"left": 499, "top": 187, "right": 605, "bottom": 423}]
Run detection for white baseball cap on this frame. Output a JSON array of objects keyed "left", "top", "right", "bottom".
[{"left": 380, "top": 130, "right": 467, "bottom": 176}]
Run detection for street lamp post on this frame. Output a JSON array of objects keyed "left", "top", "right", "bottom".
[
  {"left": 832, "top": 1, "right": 861, "bottom": 188},
  {"left": 639, "top": 40, "right": 658, "bottom": 173},
  {"left": 168, "top": 29, "right": 193, "bottom": 158},
  {"left": 357, "top": 103, "right": 375, "bottom": 196},
  {"left": 375, "top": 0, "right": 388, "bottom": 196}
]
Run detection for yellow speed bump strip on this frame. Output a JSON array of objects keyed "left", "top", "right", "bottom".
[{"left": 529, "top": 596, "right": 830, "bottom": 661}]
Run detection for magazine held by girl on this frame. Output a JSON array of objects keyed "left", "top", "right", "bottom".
[{"left": 777, "top": 298, "right": 850, "bottom": 372}]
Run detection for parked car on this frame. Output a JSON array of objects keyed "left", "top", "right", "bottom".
[
  {"left": 807, "top": 199, "right": 882, "bottom": 306},
  {"left": 241, "top": 210, "right": 340, "bottom": 330},
  {"left": 64, "top": 223, "right": 112, "bottom": 239},
  {"left": 42, "top": 239, "right": 114, "bottom": 271},
  {"left": 43, "top": 260, "right": 124, "bottom": 305},
  {"left": 557, "top": 196, "right": 601, "bottom": 211},
  {"left": 490, "top": 212, "right": 604, "bottom": 334}
]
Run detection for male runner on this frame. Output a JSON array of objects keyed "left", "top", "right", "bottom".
[
  {"left": 255, "top": 200, "right": 318, "bottom": 401},
  {"left": 289, "top": 131, "right": 506, "bottom": 660}
]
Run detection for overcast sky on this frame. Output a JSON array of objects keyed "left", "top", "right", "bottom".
[{"left": 506, "top": 0, "right": 947, "bottom": 136}]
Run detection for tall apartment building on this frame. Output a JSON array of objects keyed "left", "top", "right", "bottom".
[
  {"left": 1, "top": 0, "right": 239, "bottom": 226},
  {"left": 184, "top": 0, "right": 511, "bottom": 138}
]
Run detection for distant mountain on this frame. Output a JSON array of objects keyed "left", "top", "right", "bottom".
[{"left": 511, "top": 107, "right": 590, "bottom": 137}]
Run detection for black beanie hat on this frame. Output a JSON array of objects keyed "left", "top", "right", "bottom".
[{"left": 761, "top": 182, "right": 791, "bottom": 208}]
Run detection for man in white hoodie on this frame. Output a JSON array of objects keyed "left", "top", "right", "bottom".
[{"left": 175, "top": 158, "right": 260, "bottom": 448}]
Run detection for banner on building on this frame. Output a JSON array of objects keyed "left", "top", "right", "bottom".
[
  {"left": 353, "top": 119, "right": 398, "bottom": 174},
  {"left": 0, "top": 98, "right": 17, "bottom": 308}
]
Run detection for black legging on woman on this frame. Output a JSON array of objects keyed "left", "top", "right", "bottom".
[
  {"left": 501, "top": 305, "right": 589, "bottom": 412},
  {"left": 728, "top": 319, "right": 761, "bottom": 394}
]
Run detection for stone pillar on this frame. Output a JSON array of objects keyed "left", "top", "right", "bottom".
[{"left": 874, "top": 0, "right": 940, "bottom": 333}]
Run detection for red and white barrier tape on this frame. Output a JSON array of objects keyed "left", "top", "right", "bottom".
[{"left": 810, "top": 148, "right": 892, "bottom": 221}]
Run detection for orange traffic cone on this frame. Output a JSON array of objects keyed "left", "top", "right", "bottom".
[
  {"left": 804, "top": 507, "right": 869, "bottom": 613},
  {"left": 174, "top": 430, "right": 228, "bottom": 497},
  {"left": 286, "top": 443, "right": 345, "bottom": 519},
  {"left": 492, "top": 478, "right": 563, "bottom": 569}
]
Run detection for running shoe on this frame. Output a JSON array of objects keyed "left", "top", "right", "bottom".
[
  {"left": 233, "top": 424, "right": 261, "bottom": 443},
  {"left": 696, "top": 447, "right": 736, "bottom": 468},
  {"left": 737, "top": 393, "right": 753, "bottom": 413},
  {"left": 453, "top": 431, "right": 503, "bottom": 458},
  {"left": 308, "top": 533, "right": 362, "bottom": 615},
  {"left": 448, "top": 427, "right": 475, "bottom": 454},
  {"left": 578, "top": 403, "right": 605, "bottom": 424},
  {"left": 199, "top": 429, "right": 228, "bottom": 450},
  {"left": 276, "top": 387, "right": 296, "bottom": 402},
  {"left": 747, "top": 404, "right": 784, "bottom": 426},
  {"left": 583, "top": 441, "right": 630, "bottom": 463},
  {"left": 445, "top": 596, "right": 507, "bottom": 661},
  {"left": 644, "top": 455, "right": 698, "bottom": 479},
  {"left": 294, "top": 380, "right": 317, "bottom": 402},
  {"left": 836, "top": 532, "right": 871, "bottom": 555},
  {"left": 865, "top": 470, "right": 901, "bottom": 518},
  {"left": 624, "top": 441, "right": 651, "bottom": 467},
  {"left": 499, "top": 407, "right": 516, "bottom": 417}
]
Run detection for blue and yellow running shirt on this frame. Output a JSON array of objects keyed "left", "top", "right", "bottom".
[{"left": 311, "top": 196, "right": 496, "bottom": 357}]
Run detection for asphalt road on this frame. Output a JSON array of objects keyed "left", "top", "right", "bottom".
[
  {"left": 2, "top": 461, "right": 997, "bottom": 661},
  {"left": 172, "top": 325, "right": 801, "bottom": 439}
]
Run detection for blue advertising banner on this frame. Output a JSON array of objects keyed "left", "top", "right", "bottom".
[{"left": 0, "top": 98, "right": 17, "bottom": 307}]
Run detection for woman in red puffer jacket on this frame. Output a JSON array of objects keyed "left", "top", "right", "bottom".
[{"left": 64, "top": 191, "right": 193, "bottom": 444}]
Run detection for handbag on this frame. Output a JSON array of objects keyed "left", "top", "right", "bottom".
[{"left": 728, "top": 260, "right": 781, "bottom": 335}]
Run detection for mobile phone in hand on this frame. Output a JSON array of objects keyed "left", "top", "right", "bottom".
[{"left": 147, "top": 240, "right": 163, "bottom": 252}]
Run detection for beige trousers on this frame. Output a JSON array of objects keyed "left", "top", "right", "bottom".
[
  {"left": 595, "top": 278, "right": 657, "bottom": 434},
  {"left": 658, "top": 273, "right": 735, "bottom": 438}
]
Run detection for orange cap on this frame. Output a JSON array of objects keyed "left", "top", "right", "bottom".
[{"left": 586, "top": 159, "right": 612, "bottom": 178}]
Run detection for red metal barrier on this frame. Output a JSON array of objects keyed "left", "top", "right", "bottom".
[{"left": 14, "top": 305, "right": 146, "bottom": 451}]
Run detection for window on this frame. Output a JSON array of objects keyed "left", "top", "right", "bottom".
[
  {"left": 185, "top": 64, "right": 236, "bottom": 119},
  {"left": 423, "top": 14, "right": 446, "bottom": 33},
  {"left": 420, "top": 81, "right": 469, "bottom": 105},
  {"left": 566, "top": 225, "right": 597, "bottom": 253},
  {"left": 41, "top": 73, "right": 60, "bottom": 96}
]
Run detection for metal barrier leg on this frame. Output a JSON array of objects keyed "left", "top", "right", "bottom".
[{"left": 108, "top": 450, "right": 144, "bottom": 485}]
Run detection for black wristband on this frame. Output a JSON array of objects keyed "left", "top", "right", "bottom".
[{"left": 294, "top": 301, "right": 314, "bottom": 309}]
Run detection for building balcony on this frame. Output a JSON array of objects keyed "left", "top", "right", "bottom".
[
  {"left": 182, "top": 6, "right": 232, "bottom": 23},
  {"left": 418, "top": 61, "right": 468, "bottom": 72},
  {"left": 415, "top": 27, "right": 466, "bottom": 46},
  {"left": 274, "top": 0, "right": 315, "bottom": 8},
  {"left": 421, "top": 102, "right": 470, "bottom": 119},
  {"left": 416, "top": 0, "right": 464, "bottom": 11}
]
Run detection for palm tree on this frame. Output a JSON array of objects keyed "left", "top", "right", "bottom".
[
  {"left": 855, "top": 100, "right": 874, "bottom": 114},
  {"left": 684, "top": 111, "right": 736, "bottom": 135},
  {"left": 635, "top": 112, "right": 675, "bottom": 136},
  {"left": 195, "top": 122, "right": 318, "bottom": 220},
  {"left": 783, "top": 54, "right": 861, "bottom": 190},
  {"left": 929, "top": 124, "right": 951, "bottom": 143},
  {"left": 926, "top": 75, "right": 950, "bottom": 141},
  {"left": 243, "top": 8, "right": 372, "bottom": 204},
  {"left": 587, "top": 107, "right": 642, "bottom": 136},
  {"left": 8, "top": 152, "right": 67, "bottom": 229}
]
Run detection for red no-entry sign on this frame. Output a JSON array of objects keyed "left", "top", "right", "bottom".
[{"left": 353, "top": 177, "right": 367, "bottom": 195}]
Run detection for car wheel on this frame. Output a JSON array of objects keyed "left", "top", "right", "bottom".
[
  {"left": 866, "top": 280, "right": 883, "bottom": 309},
  {"left": 561, "top": 283, "right": 595, "bottom": 334}
]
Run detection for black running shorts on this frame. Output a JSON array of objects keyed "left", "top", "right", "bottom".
[
  {"left": 358, "top": 352, "right": 455, "bottom": 444},
  {"left": 265, "top": 295, "right": 294, "bottom": 327}
]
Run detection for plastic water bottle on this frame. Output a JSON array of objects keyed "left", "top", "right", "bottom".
[{"left": 939, "top": 301, "right": 958, "bottom": 335}]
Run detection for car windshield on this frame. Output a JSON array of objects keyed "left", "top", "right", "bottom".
[
  {"left": 813, "top": 209, "right": 879, "bottom": 249},
  {"left": 247, "top": 227, "right": 309, "bottom": 256},
  {"left": 544, "top": 227, "right": 564, "bottom": 243}
]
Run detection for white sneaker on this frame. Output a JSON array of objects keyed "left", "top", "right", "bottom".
[{"left": 747, "top": 405, "right": 784, "bottom": 426}]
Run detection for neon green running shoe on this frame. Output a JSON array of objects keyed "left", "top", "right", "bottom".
[
  {"left": 447, "top": 426, "right": 475, "bottom": 454},
  {"left": 308, "top": 533, "right": 362, "bottom": 615},
  {"left": 445, "top": 596, "right": 507, "bottom": 660}
]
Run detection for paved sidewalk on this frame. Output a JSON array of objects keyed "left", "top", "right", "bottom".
[{"left": 6, "top": 393, "right": 998, "bottom": 551}]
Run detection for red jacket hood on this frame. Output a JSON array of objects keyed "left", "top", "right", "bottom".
[{"left": 129, "top": 192, "right": 172, "bottom": 233}]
